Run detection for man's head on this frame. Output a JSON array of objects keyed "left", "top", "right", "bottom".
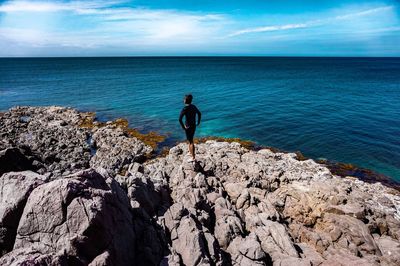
[{"left": 184, "top": 94, "right": 193, "bottom": 104}]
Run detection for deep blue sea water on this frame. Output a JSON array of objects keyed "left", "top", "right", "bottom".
[{"left": 0, "top": 57, "right": 399, "bottom": 181}]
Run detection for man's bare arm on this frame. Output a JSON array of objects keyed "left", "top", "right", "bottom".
[
  {"left": 197, "top": 108, "right": 201, "bottom": 126},
  {"left": 179, "top": 109, "right": 186, "bottom": 129}
]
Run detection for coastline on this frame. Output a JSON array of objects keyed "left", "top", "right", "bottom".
[
  {"left": 86, "top": 109, "right": 400, "bottom": 188},
  {"left": 1, "top": 105, "right": 400, "bottom": 265},
  {"left": 1, "top": 104, "right": 399, "bottom": 189},
  {"left": 191, "top": 137, "right": 400, "bottom": 191},
  {"left": 1, "top": 105, "right": 399, "bottom": 189}
]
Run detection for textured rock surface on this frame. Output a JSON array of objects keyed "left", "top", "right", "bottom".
[
  {"left": 90, "top": 126, "right": 152, "bottom": 174},
  {"left": 139, "top": 141, "right": 400, "bottom": 265},
  {"left": 0, "top": 106, "right": 152, "bottom": 178},
  {"left": 0, "top": 171, "right": 47, "bottom": 255},
  {"left": 0, "top": 247, "right": 65, "bottom": 266},
  {"left": 1, "top": 106, "right": 399, "bottom": 266},
  {"left": 0, "top": 106, "right": 91, "bottom": 177},
  {"left": 14, "top": 169, "right": 136, "bottom": 265}
]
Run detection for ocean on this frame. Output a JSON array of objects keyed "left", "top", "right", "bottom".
[{"left": 0, "top": 57, "right": 399, "bottom": 181}]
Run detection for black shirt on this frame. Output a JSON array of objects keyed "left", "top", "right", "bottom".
[{"left": 179, "top": 104, "right": 201, "bottom": 129}]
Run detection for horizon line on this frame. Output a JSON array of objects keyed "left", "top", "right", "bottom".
[{"left": 1, "top": 55, "right": 400, "bottom": 59}]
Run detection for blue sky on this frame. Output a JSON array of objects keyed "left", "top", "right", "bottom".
[{"left": 0, "top": 0, "right": 399, "bottom": 56}]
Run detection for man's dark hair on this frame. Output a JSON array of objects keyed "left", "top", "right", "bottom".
[{"left": 184, "top": 94, "right": 193, "bottom": 104}]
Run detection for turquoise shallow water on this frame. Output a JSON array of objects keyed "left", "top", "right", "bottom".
[{"left": 0, "top": 57, "right": 399, "bottom": 181}]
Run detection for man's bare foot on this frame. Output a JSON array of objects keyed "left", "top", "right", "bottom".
[{"left": 187, "top": 157, "right": 195, "bottom": 163}]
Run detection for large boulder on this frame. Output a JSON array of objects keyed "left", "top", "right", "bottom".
[
  {"left": 0, "top": 171, "right": 47, "bottom": 255},
  {"left": 13, "top": 169, "right": 136, "bottom": 265}
]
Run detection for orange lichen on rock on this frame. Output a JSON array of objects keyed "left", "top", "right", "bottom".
[
  {"left": 78, "top": 112, "right": 96, "bottom": 128},
  {"left": 107, "top": 118, "right": 165, "bottom": 149},
  {"left": 295, "top": 151, "right": 308, "bottom": 161},
  {"left": 125, "top": 128, "right": 165, "bottom": 150},
  {"left": 79, "top": 115, "right": 165, "bottom": 149},
  {"left": 319, "top": 161, "right": 400, "bottom": 192},
  {"left": 112, "top": 118, "right": 129, "bottom": 128},
  {"left": 158, "top": 147, "right": 171, "bottom": 158},
  {"left": 325, "top": 162, "right": 365, "bottom": 177}
]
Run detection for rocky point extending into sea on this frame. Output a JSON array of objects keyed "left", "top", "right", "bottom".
[{"left": 0, "top": 106, "right": 399, "bottom": 266}]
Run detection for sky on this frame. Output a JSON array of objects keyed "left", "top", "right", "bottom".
[{"left": 0, "top": 0, "right": 399, "bottom": 56}]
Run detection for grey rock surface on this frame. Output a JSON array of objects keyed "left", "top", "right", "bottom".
[
  {"left": 0, "top": 171, "right": 47, "bottom": 255},
  {"left": 0, "top": 247, "right": 65, "bottom": 266},
  {"left": 90, "top": 126, "right": 152, "bottom": 174},
  {"left": 0, "top": 106, "right": 91, "bottom": 176},
  {"left": 0, "top": 106, "right": 153, "bottom": 178},
  {"left": 13, "top": 169, "right": 136, "bottom": 265},
  {"left": 138, "top": 141, "right": 400, "bottom": 265}
]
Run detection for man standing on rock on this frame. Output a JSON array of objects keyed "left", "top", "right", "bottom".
[{"left": 179, "top": 94, "right": 201, "bottom": 162}]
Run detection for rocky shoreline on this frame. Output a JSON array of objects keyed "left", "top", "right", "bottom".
[{"left": 0, "top": 106, "right": 399, "bottom": 266}]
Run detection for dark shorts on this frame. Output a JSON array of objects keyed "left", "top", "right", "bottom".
[{"left": 185, "top": 125, "right": 196, "bottom": 142}]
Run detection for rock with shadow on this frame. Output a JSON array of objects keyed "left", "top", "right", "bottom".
[
  {"left": 1, "top": 169, "right": 136, "bottom": 265},
  {"left": 0, "top": 171, "right": 48, "bottom": 256}
]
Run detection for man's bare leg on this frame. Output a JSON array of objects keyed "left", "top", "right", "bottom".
[{"left": 189, "top": 141, "right": 195, "bottom": 160}]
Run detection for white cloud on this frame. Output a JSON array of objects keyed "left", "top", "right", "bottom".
[
  {"left": 334, "top": 6, "right": 393, "bottom": 20},
  {"left": 0, "top": 27, "right": 105, "bottom": 48},
  {"left": 228, "top": 5, "right": 396, "bottom": 37},
  {"left": 0, "top": 0, "right": 228, "bottom": 49},
  {"left": 0, "top": 0, "right": 123, "bottom": 13},
  {"left": 228, "top": 23, "right": 308, "bottom": 37}
]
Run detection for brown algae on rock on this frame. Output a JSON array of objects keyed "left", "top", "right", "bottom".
[
  {"left": 77, "top": 111, "right": 96, "bottom": 128},
  {"left": 320, "top": 160, "right": 400, "bottom": 192},
  {"left": 79, "top": 114, "right": 165, "bottom": 149}
]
